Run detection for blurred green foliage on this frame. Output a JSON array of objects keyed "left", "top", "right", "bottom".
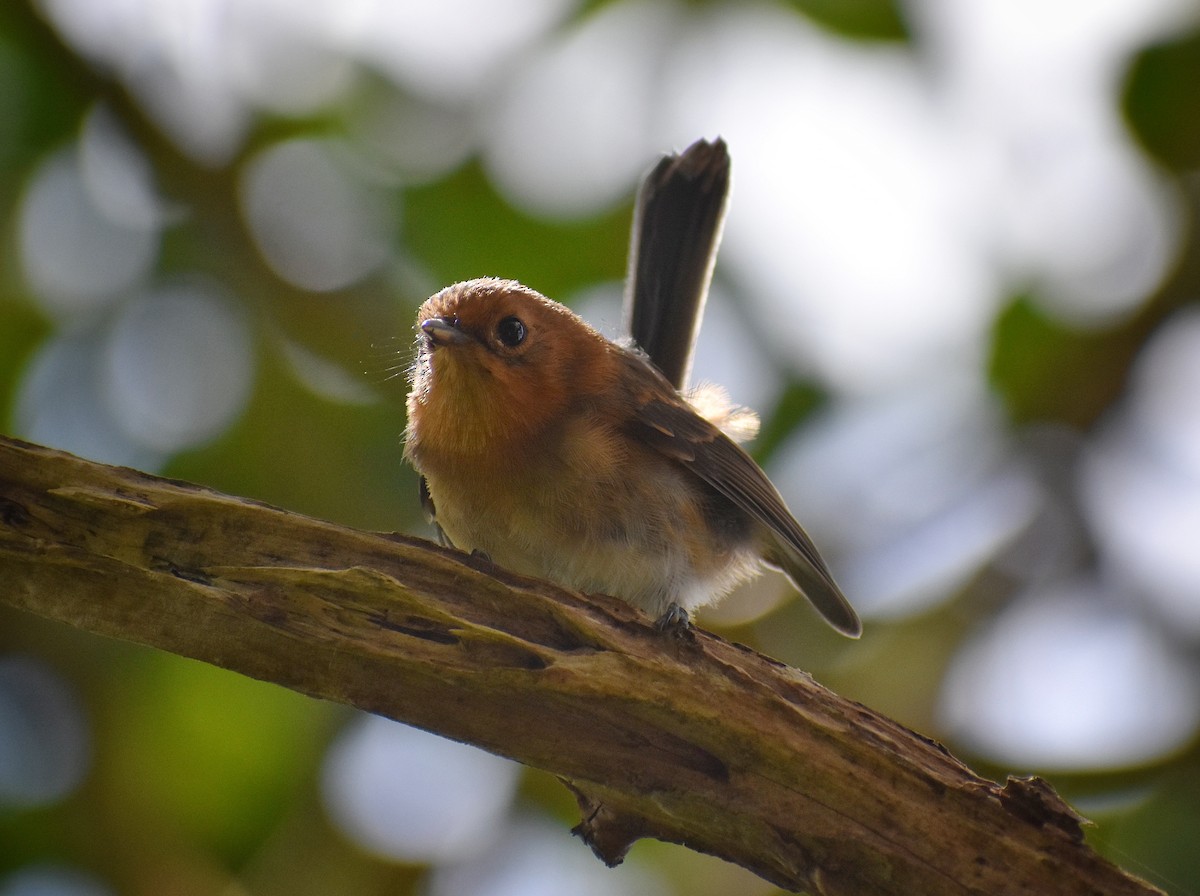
[
  {"left": 988, "top": 294, "right": 1150, "bottom": 428},
  {"left": 783, "top": 0, "right": 908, "bottom": 41},
  {"left": 1124, "top": 24, "right": 1200, "bottom": 172}
]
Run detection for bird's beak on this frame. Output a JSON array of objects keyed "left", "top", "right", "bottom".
[{"left": 420, "top": 317, "right": 470, "bottom": 347}]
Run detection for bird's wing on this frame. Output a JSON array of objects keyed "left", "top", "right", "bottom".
[{"left": 630, "top": 386, "right": 862, "bottom": 637}]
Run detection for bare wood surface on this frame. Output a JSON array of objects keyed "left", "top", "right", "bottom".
[{"left": 0, "top": 434, "right": 1161, "bottom": 895}]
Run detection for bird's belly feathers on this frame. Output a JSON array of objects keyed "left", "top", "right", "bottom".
[{"left": 421, "top": 451, "right": 760, "bottom": 617}]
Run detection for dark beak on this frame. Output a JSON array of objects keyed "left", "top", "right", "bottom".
[{"left": 420, "top": 317, "right": 470, "bottom": 347}]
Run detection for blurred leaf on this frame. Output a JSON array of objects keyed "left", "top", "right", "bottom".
[
  {"left": 1089, "top": 764, "right": 1200, "bottom": 896},
  {"left": 783, "top": 0, "right": 908, "bottom": 41},
  {"left": 0, "top": 302, "right": 49, "bottom": 428},
  {"left": 98, "top": 650, "right": 335, "bottom": 867},
  {"left": 751, "top": 378, "right": 825, "bottom": 464},
  {"left": 0, "top": 5, "right": 90, "bottom": 174},
  {"left": 1123, "top": 27, "right": 1200, "bottom": 172},
  {"left": 988, "top": 295, "right": 1142, "bottom": 428}
]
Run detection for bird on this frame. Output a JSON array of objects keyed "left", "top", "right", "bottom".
[
  {"left": 404, "top": 138, "right": 859, "bottom": 637},
  {"left": 403, "top": 276, "right": 860, "bottom": 637}
]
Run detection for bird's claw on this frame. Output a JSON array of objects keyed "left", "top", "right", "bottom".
[{"left": 654, "top": 602, "right": 692, "bottom": 637}]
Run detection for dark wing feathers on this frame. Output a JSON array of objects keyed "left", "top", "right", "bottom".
[{"left": 632, "top": 388, "right": 861, "bottom": 637}]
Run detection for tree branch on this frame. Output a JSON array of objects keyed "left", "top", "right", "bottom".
[{"left": 0, "top": 435, "right": 1161, "bottom": 895}]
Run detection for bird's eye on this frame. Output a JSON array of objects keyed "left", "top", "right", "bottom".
[{"left": 496, "top": 316, "right": 526, "bottom": 347}]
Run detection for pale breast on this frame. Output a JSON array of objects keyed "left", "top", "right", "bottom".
[{"left": 422, "top": 415, "right": 762, "bottom": 617}]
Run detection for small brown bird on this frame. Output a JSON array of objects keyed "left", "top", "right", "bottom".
[{"left": 404, "top": 277, "right": 861, "bottom": 637}]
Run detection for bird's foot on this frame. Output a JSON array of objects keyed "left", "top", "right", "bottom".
[{"left": 653, "top": 602, "right": 692, "bottom": 638}]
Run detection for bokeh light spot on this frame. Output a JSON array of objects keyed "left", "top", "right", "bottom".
[
  {"left": 940, "top": 584, "right": 1199, "bottom": 770},
  {"left": 427, "top": 815, "right": 666, "bottom": 896},
  {"left": 355, "top": 0, "right": 579, "bottom": 104},
  {"left": 484, "top": 0, "right": 676, "bottom": 217},
  {"left": 321, "top": 715, "right": 520, "bottom": 864},
  {"left": 18, "top": 147, "right": 158, "bottom": 317},
  {"left": 774, "top": 376, "right": 1034, "bottom": 616},
  {"left": 224, "top": 1, "right": 356, "bottom": 114},
  {"left": 15, "top": 329, "right": 166, "bottom": 470},
  {"left": 103, "top": 284, "right": 254, "bottom": 454},
  {"left": 0, "top": 657, "right": 91, "bottom": 809},
  {"left": 0, "top": 866, "right": 111, "bottom": 896},
  {"left": 79, "top": 105, "right": 170, "bottom": 232},
  {"left": 1083, "top": 309, "right": 1200, "bottom": 634},
  {"left": 663, "top": 5, "right": 993, "bottom": 392},
  {"left": 240, "top": 138, "right": 393, "bottom": 291}
]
